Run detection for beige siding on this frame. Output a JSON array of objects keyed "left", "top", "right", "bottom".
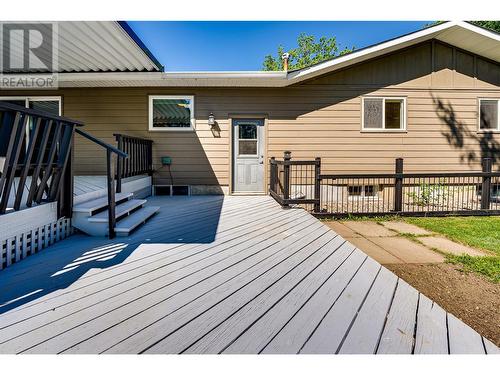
[{"left": 2, "top": 40, "right": 499, "bottom": 190}]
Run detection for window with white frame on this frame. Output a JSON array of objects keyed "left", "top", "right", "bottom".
[
  {"left": 0, "top": 97, "right": 61, "bottom": 151},
  {"left": 362, "top": 97, "right": 406, "bottom": 131},
  {"left": 149, "top": 95, "right": 195, "bottom": 131},
  {"left": 0, "top": 96, "right": 61, "bottom": 115},
  {"left": 479, "top": 99, "right": 500, "bottom": 131},
  {"left": 347, "top": 185, "right": 378, "bottom": 198}
]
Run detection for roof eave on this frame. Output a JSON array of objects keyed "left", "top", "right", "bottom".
[
  {"left": 57, "top": 71, "right": 288, "bottom": 87},
  {"left": 286, "top": 21, "right": 500, "bottom": 85}
]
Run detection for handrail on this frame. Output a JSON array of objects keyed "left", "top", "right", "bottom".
[
  {"left": 75, "top": 128, "right": 128, "bottom": 158},
  {"left": 113, "top": 133, "right": 153, "bottom": 143},
  {"left": 0, "top": 102, "right": 84, "bottom": 126},
  {"left": 75, "top": 128, "right": 128, "bottom": 239}
]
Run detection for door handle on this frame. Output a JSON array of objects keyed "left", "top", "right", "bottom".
[{"left": 259, "top": 154, "right": 264, "bottom": 164}]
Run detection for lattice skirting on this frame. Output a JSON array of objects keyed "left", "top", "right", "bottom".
[{"left": 0, "top": 218, "right": 73, "bottom": 270}]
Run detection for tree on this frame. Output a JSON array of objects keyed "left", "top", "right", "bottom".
[
  {"left": 262, "top": 33, "right": 354, "bottom": 71},
  {"left": 426, "top": 21, "right": 500, "bottom": 33},
  {"left": 469, "top": 21, "right": 500, "bottom": 33}
]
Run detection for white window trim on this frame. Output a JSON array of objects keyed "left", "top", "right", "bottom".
[
  {"left": 0, "top": 96, "right": 62, "bottom": 115},
  {"left": 478, "top": 98, "right": 500, "bottom": 132},
  {"left": 148, "top": 95, "right": 195, "bottom": 132},
  {"left": 361, "top": 96, "right": 407, "bottom": 132}
]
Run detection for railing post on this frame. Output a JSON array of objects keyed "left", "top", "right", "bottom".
[
  {"left": 115, "top": 134, "right": 123, "bottom": 193},
  {"left": 269, "top": 157, "right": 276, "bottom": 194},
  {"left": 394, "top": 158, "right": 404, "bottom": 213},
  {"left": 106, "top": 149, "right": 116, "bottom": 239},
  {"left": 283, "top": 151, "right": 291, "bottom": 207},
  {"left": 314, "top": 157, "right": 321, "bottom": 213},
  {"left": 148, "top": 140, "right": 154, "bottom": 176},
  {"left": 60, "top": 133, "right": 75, "bottom": 218},
  {"left": 481, "top": 158, "right": 492, "bottom": 210}
]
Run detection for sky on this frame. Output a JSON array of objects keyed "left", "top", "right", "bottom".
[{"left": 127, "top": 21, "right": 432, "bottom": 71}]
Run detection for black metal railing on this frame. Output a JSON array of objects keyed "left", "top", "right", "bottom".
[
  {"left": 269, "top": 151, "right": 321, "bottom": 212},
  {"left": 269, "top": 151, "right": 500, "bottom": 218},
  {"left": 114, "top": 134, "right": 153, "bottom": 193},
  {"left": 76, "top": 128, "right": 128, "bottom": 238},
  {"left": 0, "top": 102, "right": 82, "bottom": 217}
]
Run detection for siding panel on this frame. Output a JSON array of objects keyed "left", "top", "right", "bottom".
[{"left": 1, "top": 41, "right": 499, "bottom": 189}]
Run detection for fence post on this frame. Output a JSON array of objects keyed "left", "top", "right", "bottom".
[
  {"left": 283, "top": 151, "right": 291, "bottom": 207},
  {"left": 115, "top": 134, "right": 123, "bottom": 193},
  {"left": 106, "top": 149, "right": 116, "bottom": 239},
  {"left": 481, "top": 158, "right": 492, "bottom": 210},
  {"left": 269, "top": 157, "right": 276, "bottom": 194},
  {"left": 314, "top": 157, "right": 321, "bottom": 213},
  {"left": 394, "top": 158, "right": 404, "bottom": 213}
]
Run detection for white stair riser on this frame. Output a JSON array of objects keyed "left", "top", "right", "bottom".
[{"left": 72, "top": 192, "right": 158, "bottom": 237}]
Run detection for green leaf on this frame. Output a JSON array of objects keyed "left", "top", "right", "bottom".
[{"left": 262, "top": 33, "right": 355, "bottom": 71}]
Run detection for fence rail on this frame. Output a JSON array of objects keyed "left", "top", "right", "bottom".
[{"left": 269, "top": 152, "right": 500, "bottom": 218}]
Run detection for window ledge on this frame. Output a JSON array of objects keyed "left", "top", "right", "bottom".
[
  {"left": 360, "top": 130, "right": 407, "bottom": 134},
  {"left": 148, "top": 127, "right": 195, "bottom": 132},
  {"left": 477, "top": 130, "right": 500, "bottom": 134}
]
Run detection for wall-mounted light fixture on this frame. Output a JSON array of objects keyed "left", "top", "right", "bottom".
[{"left": 208, "top": 112, "right": 215, "bottom": 127}]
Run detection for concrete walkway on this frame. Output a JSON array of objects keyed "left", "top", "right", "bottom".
[{"left": 326, "top": 220, "right": 487, "bottom": 265}]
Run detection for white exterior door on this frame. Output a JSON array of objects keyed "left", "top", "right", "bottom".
[{"left": 232, "top": 119, "right": 264, "bottom": 193}]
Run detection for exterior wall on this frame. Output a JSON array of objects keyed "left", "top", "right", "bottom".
[{"left": 1, "top": 40, "right": 499, "bottom": 193}]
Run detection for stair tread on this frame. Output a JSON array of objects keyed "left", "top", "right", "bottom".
[
  {"left": 88, "top": 199, "right": 147, "bottom": 222},
  {"left": 115, "top": 206, "right": 160, "bottom": 233},
  {"left": 73, "top": 192, "right": 133, "bottom": 213}
]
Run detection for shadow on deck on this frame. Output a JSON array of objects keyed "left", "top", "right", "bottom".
[{"left": 0, "top": 195, "right": 225, "bottom": 313}]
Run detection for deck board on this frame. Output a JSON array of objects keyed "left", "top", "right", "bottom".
[
  {"left": 338, "top": 267, "right": 398, "bottom": 354},
  {"left": 414, "top": 294, "right": 448, "bottom": 354},
  {"left": 376, "top": 279, "right": 419, "bottom": 354},
  {"left": 0, "top": 195, "right": 496, "bottom": 354}
]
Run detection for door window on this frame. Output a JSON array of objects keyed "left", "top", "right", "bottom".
[{"left": 238, "top": 123, "right": 258, "bottom": 156}]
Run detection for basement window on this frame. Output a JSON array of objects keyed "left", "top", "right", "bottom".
[
  {"left": 348, "top": 185, "right": 378, "bottom": 198},
  {"left": 149, "top": 95, "right": 195, "bottom": 131},
  {"left": 479, "top": 99, "right": 500, "bottom": 131},
  {"left": 362, "top": 97, "right": 406, "bottom": 131}
]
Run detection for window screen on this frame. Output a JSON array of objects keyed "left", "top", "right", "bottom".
[
  {"left": 363, "top": 97, "right": 405, "bottom": 130},
  {"left": 29, "top": 100, "right": 59, "bottom": 115},
  {"left": 480, "top": 100, "right": 498, "bottom": 130},
  {"left": 363, "top": 98, "right": 383, "bottom": 129}
]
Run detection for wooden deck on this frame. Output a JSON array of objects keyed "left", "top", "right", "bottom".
[{"left": 0, "top": 195, "right": 497, "bottom": 354}]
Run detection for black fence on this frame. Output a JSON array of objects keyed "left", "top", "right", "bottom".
[
  {"left": 269, "top": 152, "right": 500, "bottom": 218},
  {"left": 0, "top": 102, "right": 81, "bottom": 217},
  {"left": 114, "top": 134, "right": 153, "bottom": 193}
]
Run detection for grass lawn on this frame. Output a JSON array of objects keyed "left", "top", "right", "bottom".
[
  {"left": 403, "top": 216, "right": 500, "bottom": 282},
  {"left": 403, "top": 216, "right": 500, "bottom": 255}
]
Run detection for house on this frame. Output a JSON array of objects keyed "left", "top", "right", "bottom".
[
  {"left": 0, "top": 21, "right": 499, "bottom": 354},
  {"left": 0, "top": 20, "right": 499, "bottom": 244}
]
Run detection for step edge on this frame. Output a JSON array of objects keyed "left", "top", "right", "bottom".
[
  {"left": 87, "top": 199, "right": 147, "bottom": 222},
  {"left": 73, "top": 192, "right": 133, "bottom": 213},
  {"left": 114, "top": 206, "right": 160, "bottom": 233}
]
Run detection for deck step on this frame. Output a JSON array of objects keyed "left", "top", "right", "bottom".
[
  {"left": 87, "top": 199, "right": 147, "bottom": 223},
  {"left": 115, "top": 206, "right": 160, "bottom": 235},
  {"left": 73, "top": 192, "right": 133, "bottom": 213}
]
